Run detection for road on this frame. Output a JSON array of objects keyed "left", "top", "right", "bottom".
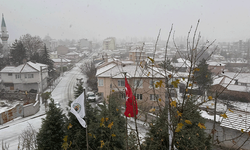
[
  {"left": 0, "top": 55, "right": 149, "bottom": 149},
  {"left": 0, "top": 59, "right": 88, "bottom": 149}
]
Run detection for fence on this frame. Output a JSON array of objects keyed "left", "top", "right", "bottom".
[{"left": 0, "top": 94, "right": 40, "bottom": 125}]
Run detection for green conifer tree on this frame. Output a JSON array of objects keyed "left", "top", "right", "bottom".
[
  {"left": 93, "top": 93, "right": 126, "bottom": 150},
  {"left": 66, "top": 80, "right": 99, "bottom": 149},
  {"left": 40, "top": 45, "right": 55, "bottom": 77},
  {"left": 143, "top": 108, "right": 169, "bottom": 150},
  {"left": 10, "top": 40, "right": 27, "bottom": 65},
  {"left": 36, "top": 99, "right": 66, "bottom": 149},
  {"left": 143, "top": 98, "right": 211, "bottom": 150},
  {"left": 194, "top": 58, "right": 213, "bottom": 92}
]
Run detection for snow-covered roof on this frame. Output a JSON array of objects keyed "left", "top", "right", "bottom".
[
  {"left": 52, "top": 58, "right": 71, "bottom": 63},
  {"left": 207, "top": 61, "right": 226, "bottom": 66},
  {"left": 121, "top": 60, "right": 134, "bottom": 64},
  {"left": 96, "top": 63, "right": 117, "bottom": 76},
  {"left": 97, "top": 64, "right": 168, "bottom": 79},
  {"left": 221, "top": 110, "right": 250, "bottom": 132},
  {"left": 0, "top": 61, "right": 47, "bottom": 73},
  {"left": 221, "top": 83, "right": 250, "bottom": 92},
  {"left": 66, "top": 51, "right": 79, "bottom": 55},
  {"left": 223, "top": 72, "right": 250, "bottom": 84},
  {"left": 212, "top": 76, "right": 224, "bottom": 85}
]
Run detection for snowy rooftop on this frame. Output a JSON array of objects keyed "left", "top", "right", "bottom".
[
  {"left": 97, "top": 64, "right": 172, "bottom": 79},
  {"left": 52, "top": 58, "right": 71, "bottom": 63},
  {"left": 96, "top": 63, "right": 117, "bottom": 76},
  {"left": 221, "top": 83, "right": 250, "bottom": 92},
  {"left": 66, "top": 51, "right": 79, "bottom": 55},
  {"left": 223, "top": 72, "right": 250, "bottom": 84},
  {"left": 207, "top": 61, "right": 226, "bottom": 66},
  {"left": 0, "top": 61, "right": 47, "bottom": 73}
]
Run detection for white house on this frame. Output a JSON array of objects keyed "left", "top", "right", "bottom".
[{"left": 0, "top": 61, "right": 48, "bottom": 93}]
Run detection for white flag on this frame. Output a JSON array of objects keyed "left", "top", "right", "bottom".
[{"left": 70, "top": 92, "right": 87, "bottom": 128}]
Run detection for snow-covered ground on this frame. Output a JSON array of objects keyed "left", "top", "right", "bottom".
[
  {"left": 1, "top": 55, "right": 250, "bottom": 148},
  {"left": 0, "top": 60, "right": 87, "bottom": 149}
]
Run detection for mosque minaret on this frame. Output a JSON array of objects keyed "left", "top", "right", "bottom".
[{"left": 1, "top": 13, "right": 9, "bottom": 57}]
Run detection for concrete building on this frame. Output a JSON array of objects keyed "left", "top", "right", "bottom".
[
  {"left": 96, "top": 61, "right": 178, "bottom": 110},
  {"left": 56, "top": 45, "right": 69, "bottom": 56},
  {"left": 207, "top": 61, "right": 226, "bottom": 75},
  {"left": 78, "top": 38, "right": 92, "bottom": 52},
  {"left": 0, "top": 61, "right": 48, "bottom": 93},
  {"left": 52, "top": 58, "right": 71, "bottom": 68},
  {"left": 129, "top": 48, "right": 146, "bottom": 63},
  {"left": 102, "top": 37, "right": 116, "bottom": 50}
]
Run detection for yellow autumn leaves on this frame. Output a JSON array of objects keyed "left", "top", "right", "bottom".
[
  {"left": 99, "top": 117, "right": 116, "bottom": 148},
  {"left": 175, "top": 120, "right": 195, "bottom": 132},
  {"left": 100, "top": 117, "right": 114, "bottom": 129}
]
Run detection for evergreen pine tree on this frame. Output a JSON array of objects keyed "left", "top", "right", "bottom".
[
  {"left": 30, "top": 52, "right": 41, "bottom": 63},
  {"left": 128, "top": 130, "right": 139, "bottom": 150},
  {"left": 40, "top": 45, "right": 55, "bottom": 77},
  {"left": 143, "top": 98, "right": 211, "bottom": 150},
  {"left": 174, "top": 99, "right": 211, "bottom": 150},
  {"left": 194, "top": 58, "right": 213, "bottom": 92},
  {"left": 10, "top": 40, "right": 27, "bottom": 65},
  {"left": 143, "top": 108, "right": 169, "bottom": 150},
  {"left": 36, "top": 99, "right": 66, "bottom": 149},
  {"left": 66, "top": 80, "right": 99, "bottom": 149},
  {"left": 93, "top": 93, "right": 126, "bottom": 150}
]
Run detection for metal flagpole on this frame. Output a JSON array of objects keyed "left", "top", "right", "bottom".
[{"left": 83, "top": 88, "right": 89, "bottom": 150}]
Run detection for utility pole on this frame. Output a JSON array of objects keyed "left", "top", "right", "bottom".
[
  {"left": 40, "top": 66, "right": 43, "bottom": 93},
  {"left": 60, "top": 56, "right": 63, "bottom": 77}
]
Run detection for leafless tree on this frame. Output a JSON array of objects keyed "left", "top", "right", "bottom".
[
  {"left": 19, "top": 34, "right": 44, "bottom": 59},
  {"left": 17, "top": 123, "right": 37, "bottom": 150}
]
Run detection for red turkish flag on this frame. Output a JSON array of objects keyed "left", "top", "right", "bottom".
[{"left": 124, "top": 77, "right": 138, "bottom": 117}]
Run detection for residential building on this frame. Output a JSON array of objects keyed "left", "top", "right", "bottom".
[
  {"left": 103, "top": 37, "right": 116, "bottom": 50},
  {"left": 49, "top": 51, "right": 58, "bottom": 59},
  {"left": 207, "top": 61, "right": 226, "bottom": 75},
  {"left": 210, "top": 72, "right": 250, "bottom": 102},
  {"left": 96, "top": 61, "right": 178, "bottom": 110},
  {"left": 0, "top": 61, "right": 48, "bottom": 93},
  {"left": 56, "top": 45, "right": 69, "bottom": 56},
  {"left": 65, "top": 51, "right": 80, "bottom": 62},
  {"left": 78, "top": 38, "right": 92, "bottom": 52},
  {"left": 129, "top": 48, "right": 146, "bottom": 64},
  {"left": 52, "top": 58, "right": 71, "bottom": 68}
]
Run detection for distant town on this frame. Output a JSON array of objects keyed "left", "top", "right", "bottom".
[{"left": 1, "top": 12, "right": 250, "bottom": 149}]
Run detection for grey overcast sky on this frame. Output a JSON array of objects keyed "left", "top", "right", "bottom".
[{"left": 0, "top": 0, "right": 250, "bottom": 43}]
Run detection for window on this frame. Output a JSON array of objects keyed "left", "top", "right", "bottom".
[
  {"left": 134, "top": 79, "right": 143, "bottom": 88},
  {"left": 28, "top": 74, "right": 34, "bottom": 78},
  {"left": 8, "top": 73, "right": 12, "bottom": 76},
  {"left": 136, "top": 94, "right": 142, "bottom": 100},
  {"left": 118, "top": 79, "right": 125, "bottom": 87},
  {"left": 241, "top": 83, "right": 247, "bottom": 86},
  {"left": 150, "top": 94, "right": 159, "bottom": 101},
  {"left": 149, "top": 80, "right": 159, "bottom": 88},
  {"left": 98, "top": 79, "right": 104, "bottom": 86},
  {"left": 119, "top": 93, "right": 126, "bottom": 99},
  {"left": 25, "top": 74, "right": 34, "bottom": 78},
  {"left": 15, "top": 74, "right": 21, "bottom": 79}
]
